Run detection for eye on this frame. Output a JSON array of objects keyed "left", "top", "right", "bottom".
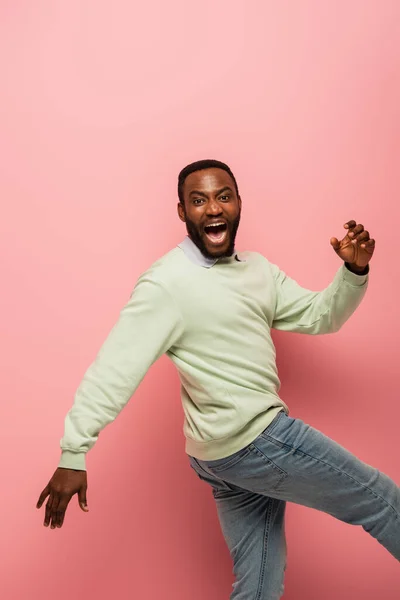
[
  {"left": 220, "top": 195, "right": 230, "bottom": 201},
  {"left": 193, "top": 198, "right": 204, "bottom": 205}
]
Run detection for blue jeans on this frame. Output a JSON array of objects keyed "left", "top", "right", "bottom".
[{"left": 188, "top": 410, "right": 400, "bottom": 599}]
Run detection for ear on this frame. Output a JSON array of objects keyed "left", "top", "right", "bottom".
[
  {"left": 238, "top": 195, "right": 242, "bottom": 210},
  {"left": 177, "top": 201, "right": 186, "bottom": 222}
]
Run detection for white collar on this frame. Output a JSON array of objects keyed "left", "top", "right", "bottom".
[{"left": 177, "top": 235, "right": 245, "bottom": 268}]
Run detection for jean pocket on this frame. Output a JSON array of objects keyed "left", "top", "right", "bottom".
[
  {"left": 204, "top": 445, "right": 253, "bottom": 473},
  {"left": 206, "top": 444, "right": 289, "bottom": 494}
]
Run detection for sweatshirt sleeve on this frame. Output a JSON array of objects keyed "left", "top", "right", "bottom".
[
  {"left": 270, "top": 261, "right": 369, "bottom": 334},
  {"left": 58, "top": 275, "right": 184, "bottom": 471}
]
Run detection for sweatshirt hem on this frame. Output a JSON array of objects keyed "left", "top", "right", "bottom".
[{"left": 185, "top": 405, "right": 287, "bottom": 461}]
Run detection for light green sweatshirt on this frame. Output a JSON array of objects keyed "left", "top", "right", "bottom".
[{"left": 58, "top": 237, "right": 369, "bottom": 470}]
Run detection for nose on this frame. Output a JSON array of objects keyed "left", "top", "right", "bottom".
[{"left": 206, "top": 199, "right": 223, "bottom": 216}]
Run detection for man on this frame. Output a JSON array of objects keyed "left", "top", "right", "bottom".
[{"left": 37, "top": 159, "right": 399, "bottom": 598}]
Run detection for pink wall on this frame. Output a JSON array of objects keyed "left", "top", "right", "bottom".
[{"left": 1, "top": 1, "right": 399, "bottom": 598}]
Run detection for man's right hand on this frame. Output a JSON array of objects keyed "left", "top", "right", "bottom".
[{"left": 36, "top": 467, "right": 89, "bottom": 529}]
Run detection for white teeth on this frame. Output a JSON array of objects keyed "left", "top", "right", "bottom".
[{"left": 206, "top": 222, "right": 225, "bottom": 228}]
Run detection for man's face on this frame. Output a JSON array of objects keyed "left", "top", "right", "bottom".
[{"left": 177, "top": 168, "right": 242, "bottom": 260}]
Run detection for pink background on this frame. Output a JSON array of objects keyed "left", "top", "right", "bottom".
[{"left": 1, "top": 1, "right": 399, "bottom": 598}]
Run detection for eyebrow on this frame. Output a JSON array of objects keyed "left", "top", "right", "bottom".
[{"left": 189, "top": 186, "right": 233, "bottom": 198}]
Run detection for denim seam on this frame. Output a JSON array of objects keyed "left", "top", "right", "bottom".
[
  {"left": 202, "top": 411, "right": 286, "bottom": 474},
  {"left": 259, "top": 410, "right": 286, "bottom": 439},
  {"left": 190, "top": 457, "right": 213, "bottom": 479},
  {"left": 209, "top": 447, "right": 253, "bottom": 473},
  {"left": 250, "top": 445, "right": 288, "bottom": 481},
  {"left": 255, "top": 497, "right": 274, "bottom": 600},
  {"left": 263, "top": 436, "right": 400, "bottom": 518}
]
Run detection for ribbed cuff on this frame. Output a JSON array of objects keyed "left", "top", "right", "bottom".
[
  {"left": 342, "top": 263, "right": 369, "bottom": 286},
  {"left": 58, "top": 450, "right": 87, "bottom": 471}
]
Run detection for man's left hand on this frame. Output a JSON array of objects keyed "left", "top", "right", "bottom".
[{"left": 330, "top": 220, "right": 375, "bottom": 270}]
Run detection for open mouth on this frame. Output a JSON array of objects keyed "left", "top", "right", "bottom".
[{"left": 204, "top": 222, "right": 228, "bottom": 245}]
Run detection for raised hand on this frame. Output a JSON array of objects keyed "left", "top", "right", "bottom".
[
  {"left": 36, "top": 467, "right": 88, "bottom": 529},
  {"left": 330, "top": 220, "right": 375, "bottom": 270}
]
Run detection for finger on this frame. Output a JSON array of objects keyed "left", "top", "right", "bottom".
[
  {"left": 78, "top": 485, "right": 89, "bottom": 512},
  {"left": 50, "top": 495, "right": 60, "bottom": 530},
  {"left": 344, "top": 220, "right": 357, "bottom": 229},
  {"left": 44, "top": 494, "right": 54, "bottom": 527},
  {"left": 37, "top": 485, "right": 50, "bottom": 509},
  {"left": 348, "top": 223, "right": 364, "bottom": 238},
  {"left": 55, "top": 497, "right": 70, "bottom": 528},
  {"left": 361, "top": 238, "right": 375, "bottom": 248},
  {"left": 351, "top": 230, "right": 369, "bottom": 243},
  {"left": 330, "top": 237, "right": 340, "bottom": 250}
]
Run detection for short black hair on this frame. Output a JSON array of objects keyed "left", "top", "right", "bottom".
[{"left": 178, "top": 159, "right": 240, "bottom": 205}]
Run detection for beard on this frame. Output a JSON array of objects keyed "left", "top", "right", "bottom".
[{"left": 183, "top": 207, "right": 241, "bottom": 260}]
